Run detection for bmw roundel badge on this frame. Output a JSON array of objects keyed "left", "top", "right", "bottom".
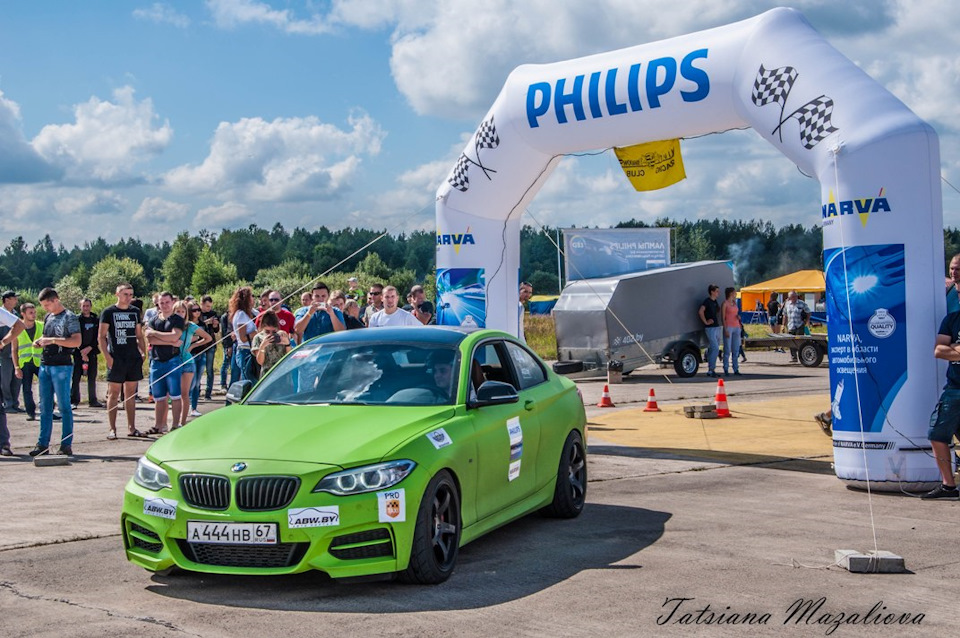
[{"left": 231, "top": 462, "right": 247, "bottom": 473}]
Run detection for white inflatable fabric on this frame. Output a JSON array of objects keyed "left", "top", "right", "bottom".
[{"left": 435, "top": 8, "right": 944, "bottom": 488}]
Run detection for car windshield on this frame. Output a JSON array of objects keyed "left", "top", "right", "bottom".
[{"left": 245, "top": 341, "right": 461, "bottom": 406}]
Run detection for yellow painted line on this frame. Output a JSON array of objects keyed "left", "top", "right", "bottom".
[{"left": 588, "top": 394, "right": 833, "bottom": 464}]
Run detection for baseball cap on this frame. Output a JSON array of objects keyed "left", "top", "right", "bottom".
[
  {"left": 1, "top": 290, "right": 17, "bottom": 300},
  {"left": 347, "top": 276, "right": 358, "bottom": 283},
  {"left": 417, "top": 301, "right": 435, "bottom": 314}
]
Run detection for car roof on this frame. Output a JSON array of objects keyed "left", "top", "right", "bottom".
[{"left": 307, "top": 325, "right": 484, "bottom": 347}]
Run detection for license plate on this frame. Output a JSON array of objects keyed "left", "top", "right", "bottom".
[{"left": 187, "top": 521, "right": 278, "bottom": 545}]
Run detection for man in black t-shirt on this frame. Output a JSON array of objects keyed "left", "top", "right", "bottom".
[
  {"left": 71, "top": 298, "right": 102, "bottom": 408},
  {"left": 698, "top": 284, "right": 721, "bottom": 377},
  {"left": 31, "top": 287, "right": 81, "bottom": 457},
  {"left": 198, "top": 295, "right": 220, "bottom": 399},
  {"left": 925, "top": 311, "right": 960, "bottom": 499},
  {"left": 99, "top": 283, "right": 147, "bottom": 439},
  {"left": 144, "top": 291, "right": 184, "bottom": 435}
]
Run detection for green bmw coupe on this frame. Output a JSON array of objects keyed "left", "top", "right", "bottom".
[{"left": 122, "top": 327, "right": 587, "bottom": 583}]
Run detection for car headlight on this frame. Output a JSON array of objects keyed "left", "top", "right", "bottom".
[
  {"left": 134, "top": 457, "right": 171, "bottom": 491},
  {"left": 313, "top": 460, "right": 416, "bottom": 496}
]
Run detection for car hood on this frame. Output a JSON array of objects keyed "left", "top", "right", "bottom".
[{"left": 147, "top": 404, "right": 456, "bottom": 466}]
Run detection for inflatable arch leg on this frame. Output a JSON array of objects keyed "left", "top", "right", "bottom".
[{"left": 435, "top": 8, "right": 943, "bottom": 488}]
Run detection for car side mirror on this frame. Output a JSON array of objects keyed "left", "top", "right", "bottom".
[
  {"left": 226, "top": 380, "right": 253, "bottom": 405},
  {"left": 469, "top": 380, "right": 519, "bottom": 408}
]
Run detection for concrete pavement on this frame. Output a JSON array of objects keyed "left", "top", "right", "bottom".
[{"left": 1, "top": 358, "right": 955, "bottom": 636}]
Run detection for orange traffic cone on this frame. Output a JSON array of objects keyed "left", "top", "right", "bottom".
[
  {"left": 643, "top": 388, "right": 661, "bottom": 412},
  {"left": 714, "top": 378, "right": 731, "bottom": 418},
  {"left": 597, "top": 384, "right": 616, "bottom": 408}
]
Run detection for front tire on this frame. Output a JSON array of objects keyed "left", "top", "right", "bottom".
[
  {"left": 400, "top": 470, "right": 461, "bottom": 584},
  {"left": 543, "top": 430, "right": 587, "bottom": 518}
]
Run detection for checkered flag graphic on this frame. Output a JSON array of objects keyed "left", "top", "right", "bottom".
[
  {"left": 475, "top": 116, "right": 500, "bottom": 150},
  {"left": 446, "top": 115, "right": 501, "bottom": 193},
  {"left": 788, "top": 96, "right": 839, "bottom": 149},
  {"left": 448, "top": 154, "right": 471, "bottom": 192},
  {"left": 751, "top": 65, "right": 797, "bottom": 107}
]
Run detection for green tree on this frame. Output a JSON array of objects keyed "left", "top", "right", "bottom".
[
  {"left": 355, "top": 252, "right": 394, "bottom": 282},
  {"left": 87, "top": 255, "right": 148, "bottom": 299},
  {"left": 191, "top": 246, "right": 239, "bottom": 294},
  {"left": 69, "top": 262, "right": 91, "bottom": 291},
  {"left": 528, "top": 270, "right": 559, "bottom": 296},
  {"left": 161, "top": 232, "right": 203, "bottom": 296},
  {"left": 211, "top": 225, "right": 281, "bottom": 281},
  {"left": 252, "top": 259, "right": 311, "bottom": 302},
  {"left": 52, "top": 274, "right": 85, "bottom": 313}
]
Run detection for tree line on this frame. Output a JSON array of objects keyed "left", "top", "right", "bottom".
[{"left": 4, "top": 220, "right": 957, "bottom": 310}]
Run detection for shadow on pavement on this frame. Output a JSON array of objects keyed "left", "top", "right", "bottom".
[
  {"left": 144, "top": 503, "right": 670, "bottom": 612},
  {"left": 589, "top": 444, "right": 834, "bottom": 475}
]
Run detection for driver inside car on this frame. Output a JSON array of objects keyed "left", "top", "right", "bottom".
[{"left": 426, "top": 351, "right": 456, "bottom": 402}]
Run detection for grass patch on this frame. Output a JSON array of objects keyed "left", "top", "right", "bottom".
[{"left": 525, "top": 314, "right": 557, "bottom": 361}]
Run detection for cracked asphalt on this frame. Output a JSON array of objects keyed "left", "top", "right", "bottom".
[{"left": 1, "top": 353, "right": 955, "bottom": 636}]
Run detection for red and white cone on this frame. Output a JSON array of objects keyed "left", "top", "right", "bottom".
[
  {"left": 643, "top": 388, "right": 661, "bottom": 412},
  {"left": 714, "top": 378, "right": 731, "bottom": 418},
  {"left": 597, "top": 384, "right": 616, "bottom": 408}
]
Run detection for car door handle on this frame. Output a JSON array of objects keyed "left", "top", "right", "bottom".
[{"left": 524, "top": 399, "right": 535, "bottom": 411}]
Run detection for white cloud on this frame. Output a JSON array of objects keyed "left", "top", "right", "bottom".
[
  {"left": 165, "top": 112, "right": 385, "bottom": 202},
  {"left": 133, "top": 3, "right": 191, "bottom": 28},
  {"left": 31, "top": 86, "right": 173, "bottom": 184},
  {"left": 206, "top": 0, "right": 332, "bottom": 34},
  {"left": 133, "top": 196, "right": 191, "bottom": 222},
  {"left": 54, "top": 190, "right": 127, "bottom": 216},
  {"left": 0, "top": 91, "right": 59, "bottom": 183},
  {"left": 195, "top": 201, "right": 250, "bottom": 227}
]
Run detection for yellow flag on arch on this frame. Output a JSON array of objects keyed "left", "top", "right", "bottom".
[{"left": 614, "top": 139, "right": 686, "bottom": 192}]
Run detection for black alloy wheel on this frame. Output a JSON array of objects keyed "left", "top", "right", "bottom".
[
  {"left": 543, "top": 430, "right": 587, "bottom": 518},
  {"left": 400, "top": 470, "right": 461, "bottom": 584}
]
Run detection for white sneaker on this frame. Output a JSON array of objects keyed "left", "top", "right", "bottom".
[{"left": 189, "top": 409, "right": 202, "bottom": 417}]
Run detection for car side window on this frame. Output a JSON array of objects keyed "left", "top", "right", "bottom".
[
  {"left": 470, "top": 341, "right": 516, "bottom": 395},
  {"left": 503, "top": 341, "right": 547, "bottom": 390}
]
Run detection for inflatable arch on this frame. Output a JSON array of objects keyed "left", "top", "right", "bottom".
[{"left": 435, "top": 8, "right": 944, "bottom": 488}]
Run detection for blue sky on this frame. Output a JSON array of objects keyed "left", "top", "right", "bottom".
[{"left": 0, "top": 0, "right": 957, "bottom": 247}]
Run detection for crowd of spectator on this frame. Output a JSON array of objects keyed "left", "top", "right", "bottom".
[{"left": 0, "top": 278, "right": 440, "bottom": 457}]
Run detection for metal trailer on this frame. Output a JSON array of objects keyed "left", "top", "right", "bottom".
[
  {"left": 742, "top": 333, "right": 829, "bottom": 367},
  {"left": 552, "top": 261, "right": 736, "bottom": 377}
]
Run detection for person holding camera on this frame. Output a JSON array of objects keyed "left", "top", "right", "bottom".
[
  {"left": 252, "top": 311, "right": 291, "bottom": 376},
  {"left": 294, "top": 283, "right": 345, "bottom": 343}
]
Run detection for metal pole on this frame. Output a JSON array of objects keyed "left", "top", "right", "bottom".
[{"left": 556, "top": 228, "right": 563, "bottom": 293}]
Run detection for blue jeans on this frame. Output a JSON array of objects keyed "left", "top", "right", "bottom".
[
  {"left": 705, "top": 326, "right": 721, "bottom": 373},
  {"left": 220, "top": 346, "right": 232, "bottom": 389},
  {"left": 234, "top": 347, "right": 253, "bottom": 384},
  {"left": 723, "top": 327, "right": 741, "bottom": 374},
  {"left": 190, "top": 354, "right": 204, "bottom": 410},
  {"left": 149, "top": 358, "right": 183, "bottom": 400},
  {"left": 38, "top": 364, "right": 74, "bottom": 448}
]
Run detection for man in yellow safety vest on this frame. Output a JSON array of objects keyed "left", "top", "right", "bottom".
[{"left": 13, "top": 303, "right": 44, "bottom": 423}]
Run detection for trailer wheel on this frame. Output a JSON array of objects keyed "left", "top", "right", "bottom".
[
  {"left": 674, "top": 348, "right": 700, "bottom": 377},
  {"left": 798, "top": 341, "right": 824, "bottom": 367}
]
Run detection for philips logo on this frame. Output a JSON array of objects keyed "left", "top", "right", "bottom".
[{"left": 526, "top": 49, "right": 710, "bottom": 129}]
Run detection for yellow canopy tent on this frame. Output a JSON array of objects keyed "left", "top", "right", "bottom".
[{"left": 739, "top": 270, "right": 825, "bottom": 312}]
